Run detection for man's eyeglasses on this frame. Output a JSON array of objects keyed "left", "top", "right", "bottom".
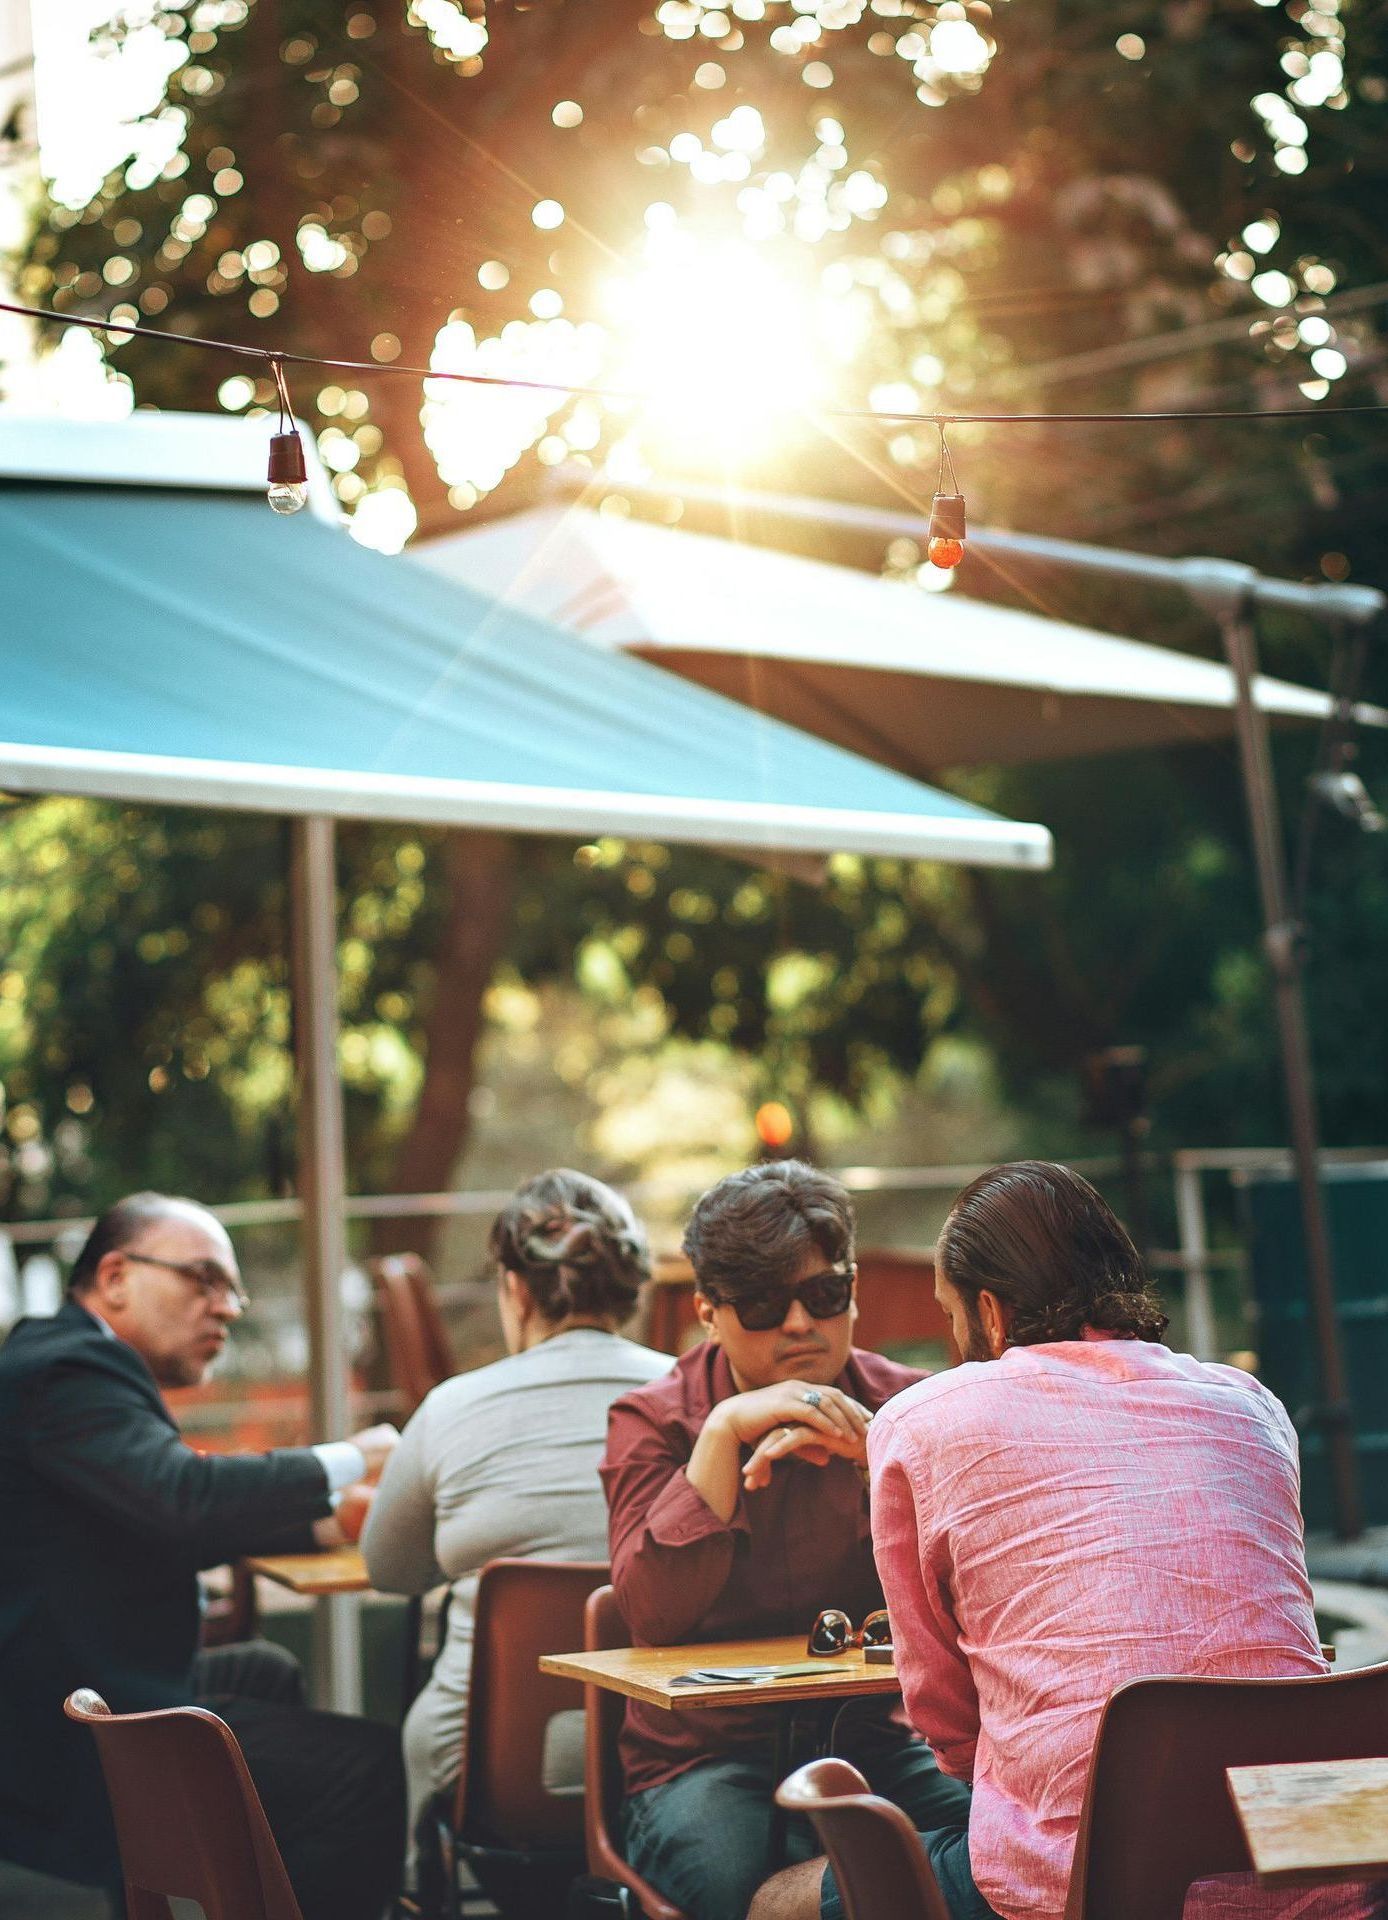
[
  {"left": 706, "top": 1265, "right": 855, "bottom": 1333},
  {"left": 807, "top": 1608, "right": 891, "bottom": 1658},
  {"left": 122, "top": 1252, "right": 249, "bottom": 1311}
]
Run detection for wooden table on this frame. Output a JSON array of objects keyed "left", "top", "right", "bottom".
[
  {"left": 541, "top": 1634, "right": 900, "bottom": 1867},
  {"left": 245, "top": 1545, "right": 371, "bottom": 1595},
  {"left": 540, "top": 1634, "right": 899, "bottom": 1711},
  {"left": 246, "top": 1546, "right": 435, "bottom": 1721},
  {"left": 1227, "top": 1757, "right": 1388, "bottom": 1885}
]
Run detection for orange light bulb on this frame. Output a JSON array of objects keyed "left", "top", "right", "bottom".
[{"left": 928, "top": 536, "right": 965, "bottom": 570}]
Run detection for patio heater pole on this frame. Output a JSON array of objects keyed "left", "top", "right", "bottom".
[
  {"left": 1188, "top": 565, "right": 1363, "bottom": 1541},
  {"left": 289, "top": 813, "right": 362, "bottom": 1711}
]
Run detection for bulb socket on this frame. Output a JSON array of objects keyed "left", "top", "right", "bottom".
[
  {"left": 928, "top": 491, "right": 966, "bottom": 543},
  {"left": 268, "top": 431, "right": 307, "bottom": 486}
]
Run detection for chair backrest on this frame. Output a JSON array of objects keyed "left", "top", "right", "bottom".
[
  {"left": 644, "top": 1253, "right": 700, "bottom": 1355},
  {"left": 455, "top": 1557, "right": 608, "bottom": 1849},
  {"left": 367, "top": 1253, "right": 455, "bottom": 1412},
  {"left": 852, "top": 1248, "right": 958, "bottom": 1360},
  {"left": 64, "top": 1688, "right": 302, "bottom": 1920},
  {"left": 583, "top": 1585, "right": 689, "bottom": 1920},
  {"left": 775, "top": 1758, "right": 954, "bottom": 1920},
  {"left": 1066, "top": 1662, "right": 1388, "bottom": 1920}
]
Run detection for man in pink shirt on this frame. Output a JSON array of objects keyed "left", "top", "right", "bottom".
[{"left": 753, "top": 1160, "right": 1325, "bottom": 1920}]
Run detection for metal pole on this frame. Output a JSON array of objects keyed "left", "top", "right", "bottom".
[
  {"left": 566, "top": 472, "right": 1384, "bottom": 627},
  {"left": 1172, "top": 1159, "right": 1217, "bottom": 1361},
  {"left": 1202, "top": 584, "right": 1362, "bottom": 1538},
  {"left": 289, "top": 814, "right": 362, "bottom": 1709}
]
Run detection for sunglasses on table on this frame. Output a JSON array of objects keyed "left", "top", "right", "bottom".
[
  {"left": 807, "top": 1609, "right": 892, "bottom": 1658},
  {"left": 706, "top": 1265, "right": 856, "bottom": 1333},
  {"left": 122, "top": 1252, "right": 250, "bottom": 1311}
]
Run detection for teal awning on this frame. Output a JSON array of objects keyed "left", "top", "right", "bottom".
[{"left": 0, "top": 483, "right": 1051, "bottom": 868}]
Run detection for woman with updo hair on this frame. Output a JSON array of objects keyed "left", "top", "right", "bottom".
[{"left": 362, "top": 1170, "right": 669, "bottom": 1853}]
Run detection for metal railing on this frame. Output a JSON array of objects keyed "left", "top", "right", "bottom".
[{"left": 7, "top": 1145, "right": 1385, "bottom": 1374}]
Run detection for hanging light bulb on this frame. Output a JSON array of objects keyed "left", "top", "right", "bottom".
[
  {"left": 266, "top": 430, "right": 308, "bottom": 514},
  {"left": 266, "top": 357, "right": 309, "bottom": 514},
  {"left": 926, "top": 423, "right": 966, "bottom": 569}
]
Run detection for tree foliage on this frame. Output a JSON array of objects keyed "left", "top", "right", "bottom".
[{"left": 6, "top": 0, "right": 1388, "bottom": 1234}]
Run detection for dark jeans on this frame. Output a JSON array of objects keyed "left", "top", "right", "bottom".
[
  {"left": 194, "top": 1642, "right": 405, "bottom": 1920},
  {"left": 622, "top": 1717, "right": 971, "bottom": 1920},
  {"left": 820, "top": 1815, "right": 999, "bottom": 1920}
]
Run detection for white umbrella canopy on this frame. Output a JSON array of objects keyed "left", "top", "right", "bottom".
[{"left": 416, "top": 503, "right": 1388, "bottom": 774}]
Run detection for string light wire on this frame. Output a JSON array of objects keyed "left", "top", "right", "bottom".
[{"left": 4, "top": 296, "right": 1388, "bottom": 426}]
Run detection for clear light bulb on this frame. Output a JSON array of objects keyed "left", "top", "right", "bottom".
[{"left": 266, "top": 429, "right": 309, "bottom": 515}]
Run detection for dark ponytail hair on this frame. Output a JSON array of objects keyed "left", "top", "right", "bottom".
[
  {"left": 938, "top": 1161, "right": 1168, "bottom": 1347},
  {"left": 488, "top": 1169, "right": 650, "bottom": 1327}
]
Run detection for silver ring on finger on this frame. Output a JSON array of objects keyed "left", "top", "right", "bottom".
[{"left": 799, "top": 1388, "right": 823, "bottom": 1410}]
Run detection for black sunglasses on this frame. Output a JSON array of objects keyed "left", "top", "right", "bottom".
[
  {"left": 807, "top": 1608, "right": 892, "bottom": 1658},
  {"left": 708, "top": 1265, "right": 855, "bottom": 1333}
]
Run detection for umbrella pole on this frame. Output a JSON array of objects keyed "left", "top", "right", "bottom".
[
  {"left": 289, "top": 813, "right": 362, "bottom": 1708},
  {"left": 1214, "top": 601, "right": 1362, "bottom": 1540}
]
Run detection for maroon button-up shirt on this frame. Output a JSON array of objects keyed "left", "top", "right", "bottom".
[{"left": 600, "top": 1339, "right": 923, "bottom": 1795}]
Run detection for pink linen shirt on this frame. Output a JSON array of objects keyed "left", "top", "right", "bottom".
[{"left": 869, "top": 1335, "right": 1327, "bottom": 1920}]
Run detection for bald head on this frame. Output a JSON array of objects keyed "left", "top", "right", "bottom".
[
  {"left": 68, "top": 1192, "right": 243, "bottom": 1387},
  {"left": 68, "top": 1193, "right": 221, "bottom": 1297}
]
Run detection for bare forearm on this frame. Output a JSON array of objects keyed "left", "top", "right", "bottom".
[{"left": 684, "top": 1408, "right": 744, "bottom": 1522}]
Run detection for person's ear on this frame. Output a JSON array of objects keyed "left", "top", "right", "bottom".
[
  {"left": 693, "top": 1290, "right": 720, "bottom": 1344},
  {"left": 501, "top": 1269, "right": 533, "bottom": 1322},
  {"left": 848, "top": 1270, "right": 859, "bottom": 1329},
  {"left": 978, "top": 1288, "right": 1010, "bottom": 1359},
  {"left": 93, "top": 1250, "right": 129, "bottom": 1312}
]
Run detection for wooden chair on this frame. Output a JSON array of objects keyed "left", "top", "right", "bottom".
[
  {"left": 418, "top": 1558, "right": 608, "bottom": 1920},
  {"left": 368, "top": 1253, "right": 456, "bottom": 1413},
  {"left": 779, "top": 1664, "right": 1388, "bottom": 1920},
  {"left": 63, "top": 1687, "right": 301, "bottom": 1920},
  {"left": 1065, "top": 1663, "right": 1388, "bottom": 1920},
  {"left": 574, "top": 1584, "right": 689, "bottom": 1920},
  {"left": 644, "top": 1254, "right": 699, "bottom": 1356},
  {"left": 852, "top": 1248, "right": 958, "bottom": 1360},
  {"left": 774, "top": 1757, "right": 952, "bottom": 1920}
]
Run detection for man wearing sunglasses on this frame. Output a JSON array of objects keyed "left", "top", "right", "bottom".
[
  {"left": 0, "top": 1191, "right": 404, "bottom": 1920},
  {"left": 601, "top": 1160, "right": 968, "bottom": 1920}
]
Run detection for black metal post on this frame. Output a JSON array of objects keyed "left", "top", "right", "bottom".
[{"left": 1207, "top": 589, "right": 1362, "bottom": 1539}]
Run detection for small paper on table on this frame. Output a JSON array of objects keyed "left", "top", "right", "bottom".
[{"left": 672, "top": 1662, "right": 853, "bottom": 1685}]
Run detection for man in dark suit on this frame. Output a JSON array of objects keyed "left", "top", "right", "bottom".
[{"left": 0, "top": 1191, "right": 405, "bottom": 1920}]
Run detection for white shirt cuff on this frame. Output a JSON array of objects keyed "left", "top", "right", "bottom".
[{"left": 311, "top": 1441, "right": 367, "bottom": 1498}]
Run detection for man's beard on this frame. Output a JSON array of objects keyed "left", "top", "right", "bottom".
[{"left": 961, "top": 1301, "right": 995, "bottom": 1365}]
